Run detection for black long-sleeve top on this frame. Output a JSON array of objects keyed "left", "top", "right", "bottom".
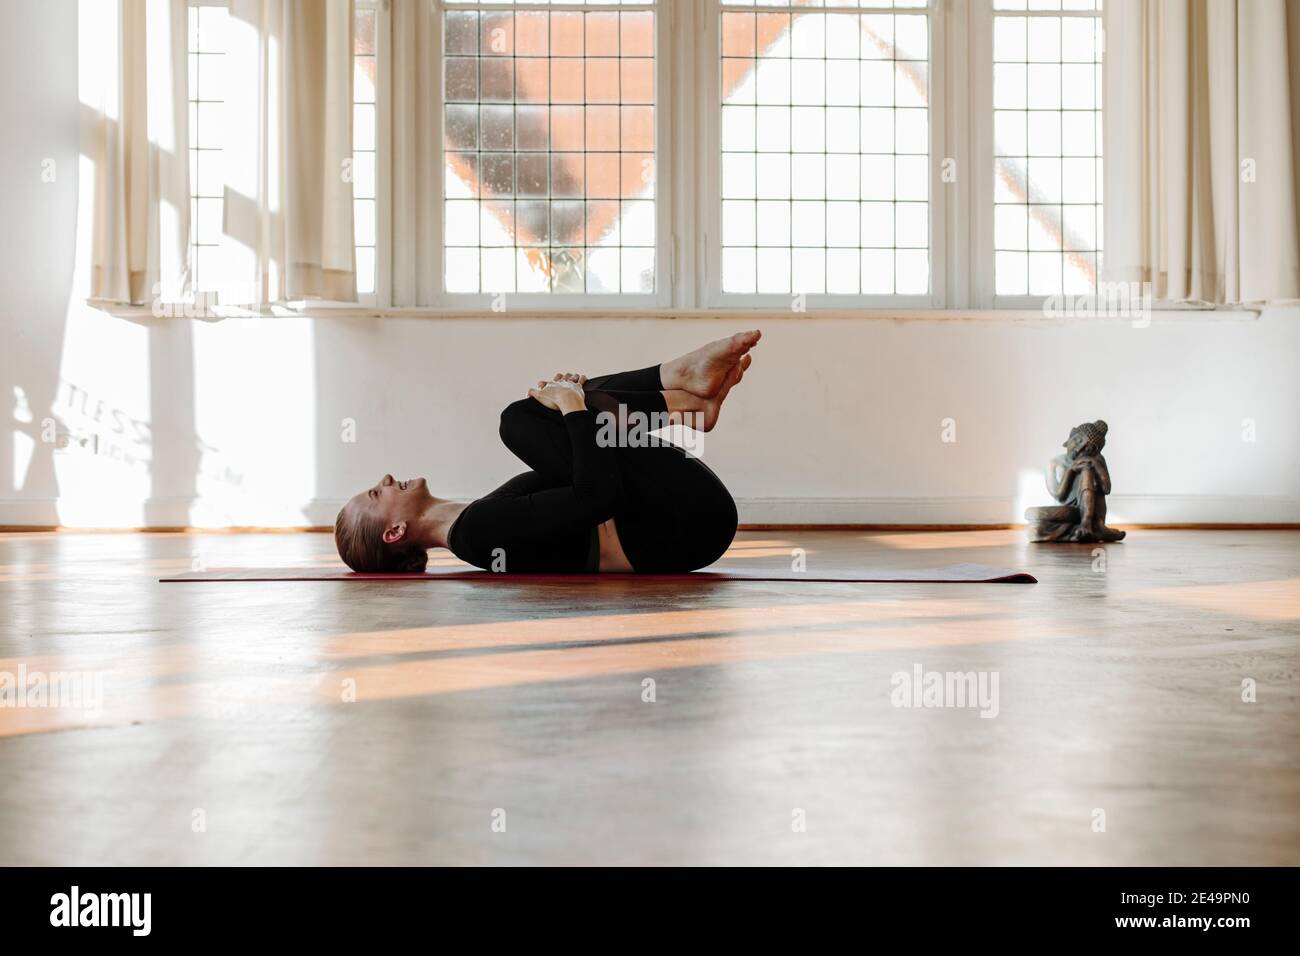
[{"left": 446, "top": 409, "right": 621, "bottom": 573}]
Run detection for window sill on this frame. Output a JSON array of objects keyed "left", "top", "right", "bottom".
[{"left": 90, "top": 301, "right": 1263, "bottom": 323}]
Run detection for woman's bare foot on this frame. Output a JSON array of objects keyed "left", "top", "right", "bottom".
[
  {"left": 664, "top": 354, "right": 752, "bottom": 432},
  {"left": 660, "top": 330, "right": 761, "bottom": 398},
  {"left": 700, "top": 354, "right": 750, "bottom": 430}
]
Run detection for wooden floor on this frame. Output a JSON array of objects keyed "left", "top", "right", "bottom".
[{"left": 1, "top": 529, "right": 1297, "bottom": 865}]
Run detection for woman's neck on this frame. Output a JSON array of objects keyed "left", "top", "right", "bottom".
[{"left": 417, "top": 498, "right": 469, "bottom": 550}]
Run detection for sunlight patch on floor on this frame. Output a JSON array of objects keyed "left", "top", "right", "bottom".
[{"left": 1129, "top": 578, "right": 1300, "bottom": 622}]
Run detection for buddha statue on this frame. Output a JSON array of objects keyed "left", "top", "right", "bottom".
[{"left": 1025, "top": 420, "right": 1126, "bottom": 543}]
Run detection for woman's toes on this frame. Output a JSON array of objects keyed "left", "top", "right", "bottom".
[
  {"left": 721, "top": 361, "right": 743, "bottom": 392},
  {"left": 721, "top": 330, "right": 759, "bottom": 362}
]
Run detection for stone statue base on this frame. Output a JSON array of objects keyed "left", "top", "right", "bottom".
[{"left": 1025, "top": 505, "right": 1126, "bottom": 543}]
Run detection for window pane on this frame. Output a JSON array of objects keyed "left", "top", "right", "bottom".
[
  {"left": 993, "top": 9, "right": 1103, "bottom": 297},
  {"left": 720, "top": 4, "right": 930, "bottom": 295},
  {"left": 187, "top": 4, "right": 230, "bottom": 295},
  {"left": 353, "top": 5, "right": 378, "bottom": 299},
  {"left": 442, "top": 3, "right": 658, "bottom": 294}
]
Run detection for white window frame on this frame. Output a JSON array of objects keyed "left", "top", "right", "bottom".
[
  {"left": 183, "top": 0, "right": 388, "bottom": 309},
  {"left": 182, "top": 0, "right": 1157, "bottom": 316},
  {"left": 356, "top": 0, "right": 388, "bottom": 309},
  {"left": 968, "top": 0, "right": 1105, "bottom": 311},
  {"left": 186, "top": 0, "right": 231, "bottom": 301},
  {"left": 430, "top": 0, "right": 674, "bottom": 309},
  {"left": 697, "top": 0, "right": 947, "bottom": 311}
]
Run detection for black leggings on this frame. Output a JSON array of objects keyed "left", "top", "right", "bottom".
[{"left": 497, "top": 365, "right": 738, "bottom": 573}]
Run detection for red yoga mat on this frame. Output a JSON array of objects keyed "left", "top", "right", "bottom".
[{"left": 160, "top": 563, "right": 1036, "bottom": 584}]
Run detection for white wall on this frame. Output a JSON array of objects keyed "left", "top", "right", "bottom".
[{"left": 4, "top": 1, "right": 1298, "bottom": 528}]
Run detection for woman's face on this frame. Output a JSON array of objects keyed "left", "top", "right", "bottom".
[{"left": 344, "top": 474, "right": 433, "bottom": 539}]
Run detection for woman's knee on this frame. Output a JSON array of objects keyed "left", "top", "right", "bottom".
[{"left": 499, "top": 397, "right": 551, "bottom": 449}]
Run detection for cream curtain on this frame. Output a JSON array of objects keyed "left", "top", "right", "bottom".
[
  {"left": 83, "top": 0, "right": 190, "bottom": 305},
  {"left": 390, "top": 0, "right": 439, "bottom": 306},
  {"left": 225, "top": 0, "right": 356, "bottom": 304},
  {"left": 1105, "top": 0, "right": 1300, "bottom": 305}
]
